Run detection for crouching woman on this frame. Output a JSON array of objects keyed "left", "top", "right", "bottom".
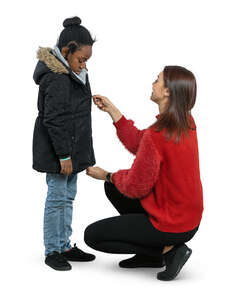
[{"left": 85, "top": 66, "right": 204, "bottom": 281}]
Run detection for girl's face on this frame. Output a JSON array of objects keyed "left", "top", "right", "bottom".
[{"left": 61, "top": 45, "right": 92, "bottom": 74}]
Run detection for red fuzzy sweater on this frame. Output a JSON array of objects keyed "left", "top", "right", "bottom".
[{"left": 111, "top": 114, "right": 204, "bottom": 233}]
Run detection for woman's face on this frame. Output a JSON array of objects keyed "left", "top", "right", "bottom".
[
  {"left": 151, "top": 71, "right": 169, "bottom": 103},
  {"left": 62, "top": 45, "right": 92, "bottom": 74}
]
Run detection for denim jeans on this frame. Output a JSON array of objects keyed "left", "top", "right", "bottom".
[{"left": 44, "top": 173, "right": 77, "bottom": 256}]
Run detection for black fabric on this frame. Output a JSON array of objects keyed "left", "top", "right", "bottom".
[
  {"left": 119, "top": 254, "right": 165, "bottom": 268},
  {"left": 32, "top": 54, "right": 96, "bottom": 174},
  {"left": 84, "top": 182, "right": 199, "bottom": 256},
  {"left": 104, "top": 180, "right": 147, "bottom": 215}
]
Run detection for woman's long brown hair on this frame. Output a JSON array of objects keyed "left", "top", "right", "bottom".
[{"left": 151, "top": 65, "right": 197, "bottom": 143}]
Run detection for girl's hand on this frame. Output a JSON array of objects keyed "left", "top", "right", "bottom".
[
  {"left": 93, "top": 95, "right": 115, "bottom": 113},
  {"left": 86, "top": 166, "right": 108, "bottom": 180},
  {"left": 60, "top": 158, "right": 73, "bottom": 176}
]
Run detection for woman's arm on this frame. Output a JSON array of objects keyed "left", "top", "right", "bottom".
[
  {"left": 111, "top": 130, "right": 162, "bottom": 199},
  {"left": 113, "top": 115, "right": 146, "bottom": 155},
  {"left": 93, "top": 95, "right": 146, "bottom": 155}
]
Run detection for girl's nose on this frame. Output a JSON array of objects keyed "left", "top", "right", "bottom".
[{"left": 81, "top": 62, "right": 88, "bottom": 71}]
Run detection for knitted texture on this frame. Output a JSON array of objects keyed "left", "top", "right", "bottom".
[
  {"left": 112, "top": 129, "right": 162, "bottom": 199},
  {"left": 111, "top": 115, "right": 203, "bottom": 233},
  {"left": 113, "top": 116, "right": 146, "bottom": 155}
]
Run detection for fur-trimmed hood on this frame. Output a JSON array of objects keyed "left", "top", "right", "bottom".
[{"left": 33, "top": 47, "right": 69, "bottom": 85}]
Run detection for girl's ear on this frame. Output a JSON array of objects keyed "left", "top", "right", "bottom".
[{"left": 61, "top": 46, "right": 69, "bottom": 58}]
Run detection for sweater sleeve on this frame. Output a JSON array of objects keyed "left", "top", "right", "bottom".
[
  {"left": 113, "top": 115, "right": 146, "bottom": 155},
  {"left": 43, "top": 74, "right": 72, "bottom": 159},
  {"left": 111, "top": 130, "right": 162, "bottom": 199}
]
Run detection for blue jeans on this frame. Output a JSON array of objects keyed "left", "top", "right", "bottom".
[{"left": 44, "top": 173, "right": 78, "bottom": 256}]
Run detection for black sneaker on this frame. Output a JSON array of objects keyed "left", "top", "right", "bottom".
[
  {"left": 157, "top": 244, "right": 192, "bottom": 281},
  {"left": 119, "top": 254, "right": 165, "bottom": 268},
  {"left": 45, "top": 251, "right": 72, "bottom": 271},
  {"left": 61, "top": 243, "right": 96, "bottom": 262}
]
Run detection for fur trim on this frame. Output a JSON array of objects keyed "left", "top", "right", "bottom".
[{"left": 36, "top": 47, "right": 69, "bottom": 74}]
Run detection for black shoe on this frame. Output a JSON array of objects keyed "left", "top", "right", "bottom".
[
  {"left": 45, "top": 251, "right": 72, "bottom": 271},
  {"left": 157, "top": 244, "right": 192, "bottom": 281},
  {"left": 119, "top": 254, "right": 165, "bottom": 268},
  {"left": 61, "top": 243, "right": 96, "bottom": 262}
]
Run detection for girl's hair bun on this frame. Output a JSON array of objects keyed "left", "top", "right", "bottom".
[{"left": 63, "top": 16, "right": 82, "bottom": 28}]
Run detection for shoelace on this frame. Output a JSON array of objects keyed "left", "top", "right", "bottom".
[
  {"left": 73, "top": 243, "right": 82, "bottom": 252},
  {"left": 72, "top": 243, "right": 84, "bottom": 255},
  {"left": 52, "top": 251, "right": 68, "bottom": 263}
]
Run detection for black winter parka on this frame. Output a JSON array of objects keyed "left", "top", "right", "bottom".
[{"left": 32, "top": 47, "right": 96, "bottom": 174}]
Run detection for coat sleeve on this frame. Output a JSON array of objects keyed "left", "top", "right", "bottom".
[
  {"left": 43, "top": 74, "right": 72, "bottom": 159},
  {"left": 111, "top": 130, "right": 162, "bottom": 199},
  {"left": 113, "top": 115, "right": 146, "bottom": 155}
]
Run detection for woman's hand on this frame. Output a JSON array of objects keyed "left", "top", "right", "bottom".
[
  {"left": 60, "top": 158, "right": 73, "bottom": 175},
  {"left": 86, "top": 166, "right": 108, "bottom": 181},
  {"left": 93, "top": 95, "right": 115, "bottom": 113},
  {"left": 93, "top": 94, "right": 123, "bottom": 123}
]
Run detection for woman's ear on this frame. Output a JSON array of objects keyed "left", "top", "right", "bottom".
[
  {"left": 164, "top": 88, "right": 170, "bottom": 98},
  {"left": 61, "top": 47, "right": 69, "bottom": 58}
]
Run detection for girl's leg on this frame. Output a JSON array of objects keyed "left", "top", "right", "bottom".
[
  {"left": 44, "top": 173, "right": 68, "bottom": 256},
  {"left": 104, "top": 181, "right": 147, "bottom": 215},
  {"left": 60, "top": 173, "right": 77, "bottom": 252}
]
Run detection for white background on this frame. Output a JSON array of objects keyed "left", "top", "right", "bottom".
[{"left": 1, "top": 0, "right": 232, "bottom": 298}]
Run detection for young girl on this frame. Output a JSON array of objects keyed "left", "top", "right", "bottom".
[{"left": 32, "top": 16, "right": 96, "bottom": 271}]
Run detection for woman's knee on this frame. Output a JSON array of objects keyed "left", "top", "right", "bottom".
[
  {"left": 84, "top": 217, "right": 113, "bottom": 249},
  {"left": 84, "top": 222, "right": 101, "bottom": 248}
]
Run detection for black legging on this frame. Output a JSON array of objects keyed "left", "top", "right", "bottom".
[{"left": 84, "top": 182, "right": 199, "bottom": 257}]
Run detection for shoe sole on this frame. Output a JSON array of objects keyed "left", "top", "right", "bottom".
[
  {"left": 62, "top": 256, "right": 96, "bottom": 262},
  {"left": 45, "top": 261, "right": 72, "bottom": 271},
  {"left": 157, "top": 248, "right": 192, "bottom": 281},
  {"left": 65, "top": 259, "right": 95, "bottom": 262}
]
